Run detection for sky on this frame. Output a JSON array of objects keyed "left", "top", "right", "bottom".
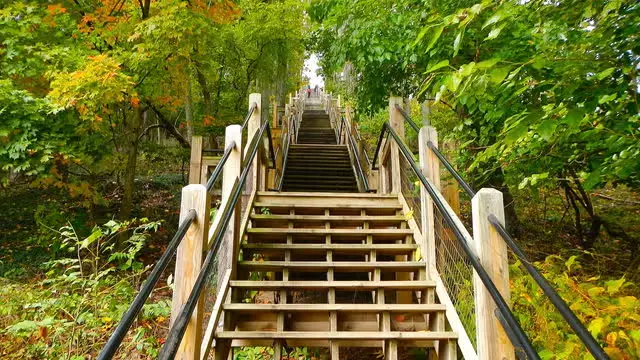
[{"left": 303, "top": 53, "right": 325, "bottom": 88}]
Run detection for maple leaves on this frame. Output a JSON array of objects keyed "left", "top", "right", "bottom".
[{"left": 48, "top": 54, "right": 137, "bottom": 121}]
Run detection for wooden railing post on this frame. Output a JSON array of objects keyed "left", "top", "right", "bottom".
[
  {"left": 388, "top": 96, "right": 404, "bottom": 194},
  {"left": 189, "top": 136, "right": 203, "bottom": 184},
  {"left": 171, "top": 184, "right": 210, "bottom": 360},
  {"left": 215, "top": 125, "right": 243, "bottom": 286},
  {"left": 246, "top": 93, "right": 261, "bottom": 192},
  {"left": 418, "top": 126, "right": 440, "bottom": 277},
  {"left": 472, "top": 188, "right": 514, "bottom": 360}
]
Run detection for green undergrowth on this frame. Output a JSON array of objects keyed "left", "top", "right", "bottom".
[
  {"left": 0, "top": 219, "right": 171, "bottom": 359},
  {"left": 510, "top": 253, "right": 640, "bottom": 359}
]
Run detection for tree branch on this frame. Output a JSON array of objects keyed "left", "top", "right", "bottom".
[{"left": 146, "top": 102, "right": 191, "bottom": 148}]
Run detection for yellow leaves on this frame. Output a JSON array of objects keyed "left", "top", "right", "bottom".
[
  {"left": 404, "top": 209, "right": 414, "bottom": 221},
  {"left": 48, "top": 54, "right": 136, "bottom": 121}
]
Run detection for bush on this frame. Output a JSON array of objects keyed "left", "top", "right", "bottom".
[{"left": 510, "top": 254, "right": 640, "bottom": 359}]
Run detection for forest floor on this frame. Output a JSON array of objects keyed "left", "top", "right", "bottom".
[{"left": 1, "top": 151, "right": 639, "bottom": 359}]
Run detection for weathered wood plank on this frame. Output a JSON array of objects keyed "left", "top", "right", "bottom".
[{"left": 223, "top": 303, "right": 446, "bottom": 312}]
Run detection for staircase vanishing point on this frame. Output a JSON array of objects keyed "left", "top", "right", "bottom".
[
  {"left": 214, "top": 98, "right": 458, "bottom": 359},
  {"left": 282, "top": 98, "right": 358, "bottom": 192}
]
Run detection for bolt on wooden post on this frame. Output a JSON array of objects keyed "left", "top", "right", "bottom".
[
  {"left": 472, "top": 188, "right": 515, "bottom": 360},
  {"left": 170, "top": 184, "right": 210, "bottom": 360}
]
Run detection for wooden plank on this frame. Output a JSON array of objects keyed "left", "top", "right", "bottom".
[
  {"left": 472, "top": 189, "right": 514, "bottom": 360},
  {"left": 242, "top": 243, "right": 417, "bottom": 255},
  {"left": 223, "top": 303, "right": 446, "bottom": 312},
  {"left": 200, "top": 270, "right": 231, "bottom": 360},
  {"left": 254, "top": 202, "right": 403, "bottom": 210},
  {"left": 230, "top": 280, "right": 435, "bottom": 290},
  {"left": 250, "top": 214, "right": 405, "bottom": 222},
  {"left": 238, "top": 261, "right": 424, "bottom": 272},
  {"left": 171, "top": 184, "right": 210, "bottom": 360},
  {"left": 430, "top": 269, "right": 478, "bottom": 360},
  {"left": 247, "top": 228, "right": 413, "bottom": 236},
  {"left": 216, "top": 331, "right": 457, "bottom": 340},
  {"left": 189, "top": 136, "right": 203, "bottom": 184},
  {"left": 228, "top": 339, "right": 439, "bottom": 348}
]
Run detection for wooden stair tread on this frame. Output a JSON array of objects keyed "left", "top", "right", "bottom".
[
  {"left": 238, "top": 261, "right": 424, "bottom": 271},
  {"left": 216, "top": 331, "right": 458, "bottom": 340},
  {"left": 224, "top": 303, "right": 446, "bottom": 312},
  {"left": 250, "top": 214, "right": 405, "bottom": 221},
  {"left": 253, "top": 202, "right": 402, "bottom": 209},
  {"left": 256, "top": 192, "right": 396, "bottom": 198},
  {"left": 230, "top": 280, "right": 436, "bottom": 289},
  {"left": 242, "top": 243, "right": 417, "bottom": 255},
  {"left": 247, "top": 228, "right": 412, "bottom": 235}
]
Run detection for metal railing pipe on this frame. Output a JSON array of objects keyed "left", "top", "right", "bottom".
[
  {"left": 240, "top": 103, "right": 258, "bottom": 130},
  {"left": 97, "top": 210, "right": 197, "bottom": 360},
  {"left": 381, "top": 122, "right": 540, "bottom": 360},
  {"left": 427, "top": 141, "right": 475, "bottom": 197},
  {"left": 394, "top": 104, "right": 420, "bottom": 133},
  {"left": 488, "top": 214, "right": 610, "bottom": 360},
  {"left": 205, "top": 141, "right": 236, "bottom": 192}
]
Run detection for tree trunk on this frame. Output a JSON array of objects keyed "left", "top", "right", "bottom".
[
  {"left": 184, "top": 76, "right": 194, "bottom": 143},
  {"left": 119, "top": 106, "right": 143, "bottom": 220}
]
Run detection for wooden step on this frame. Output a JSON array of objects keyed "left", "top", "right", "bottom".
[
  {"left": 224, "top": 303, "right": 446, "bottom": 313},
  {"left": 216, "top": 331, "right": 457, "bottom": 341},
  {"left": 242, "top": 243, "right": 416, "bottom": 255},
  {"left": 250, "top": 214, "right": 405, "bottom": 224},
  {"left": 247, "top": 228, "right": 412, "bottom": 238},
  {"left": 238, "top": 261, "right": 424, "bottom": 272},
  {"left": 230, "top": 280, "right": 435, "bottom": 290},
  {"left": 253, "top": 202, "right": 401, "bottom": 211}
]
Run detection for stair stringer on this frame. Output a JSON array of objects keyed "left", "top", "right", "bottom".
[{"left": 397, "top": 192, "right": 478, "bottom": 360}]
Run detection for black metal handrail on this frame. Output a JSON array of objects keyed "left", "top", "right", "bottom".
[
  {"left": 240, "top": 102, "right": 258, "bottom": 130},
  {"left": 98, "top": 210, "right": 197, "bottom": 360},
  {"left": 374, "top": 122, "right": 540, "bottom": 360},
  {"left": 488, "top": 215, "right": 610, "bottom": 360},
  {"left": 398, "top": 105, "right": 607, "bottom": 358},
  {"left": 205, "top": 141, "right": 235, "bottom": 192},
  {"left": 159, "top": 116, "right": 270, "bottom": 359},
  {"left": 427, "top": 141, "right": 475, "bottom": 197},
  {"left": 394, "top": 104, "right": 420, "bottom": 133},
  {"left": 340, "top": 116, "right": 370, "bottom": 192},
  {"left": 277, "top": 114, "right": 295, "bottom": 191}
]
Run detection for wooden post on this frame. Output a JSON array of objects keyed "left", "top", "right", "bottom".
[
  {"left": 189, "top": 136, "right": 203, "bottom": 184},
  {"left": 472, "top": 188, "right": 514, "bottom": 360},
  {"left": 388, "top": 96, "right": 404, "bottom": 194},
  {"left": 418, "top": 126, "right": 439, "bottom": 277},
  {"left": 442, "top": 142, "right": 461, "bottom": 215},
  {"left": 215, "top": 125, "right": 243, "bottom": 287},
  {"left": 171, "top": 184, "right": 210, "bottom": 360},
  {"left": 247, "top": 93, "right": 261, "bottom": 193}
]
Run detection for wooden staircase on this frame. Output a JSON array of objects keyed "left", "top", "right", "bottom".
[
  {"left": 214, "top": 192, "right": 458, "bottom": 359},
  {"left": 282, "top": 101, "right": 359, "bottom": 192}
]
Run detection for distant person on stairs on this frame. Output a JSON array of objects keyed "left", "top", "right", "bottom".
[{"left": 306, "top": 85, "right": 311, "bottom": 98}]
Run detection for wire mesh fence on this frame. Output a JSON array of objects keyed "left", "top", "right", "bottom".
[
  {"left": 434, "top": 204, "right": 476, "bottom": 348},
  {"left": 399, "top": 155, "right": 422, "bottom": 232}
]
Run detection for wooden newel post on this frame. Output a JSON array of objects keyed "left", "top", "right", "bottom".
[
  {"left": 171, "top": 184, "right": 210, "bottom": 360},
  {"left": 215, "top": 125, "right": 243, "bottom": 288},
  {"left": 388, "top": 96, "right": 404, "bottom": 194},
  {"left": 189, "top": 136, "right": 204, "bottom": 184},
  {"left": 418, "top": 126, "right": 440, "bottom": 277},
  {"left": 472, "top": 188, "right": 514, "bottom": 360},
  {"left": 247, "top": 93, "right": 261, "bottom": 192}
]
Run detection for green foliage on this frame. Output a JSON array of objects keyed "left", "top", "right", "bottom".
[
  {"left": 511, "top": 254, "right": 640, "bottom": 358},
  {"left": 0, "top": 218, "right": 167, "bottom": 358}
]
